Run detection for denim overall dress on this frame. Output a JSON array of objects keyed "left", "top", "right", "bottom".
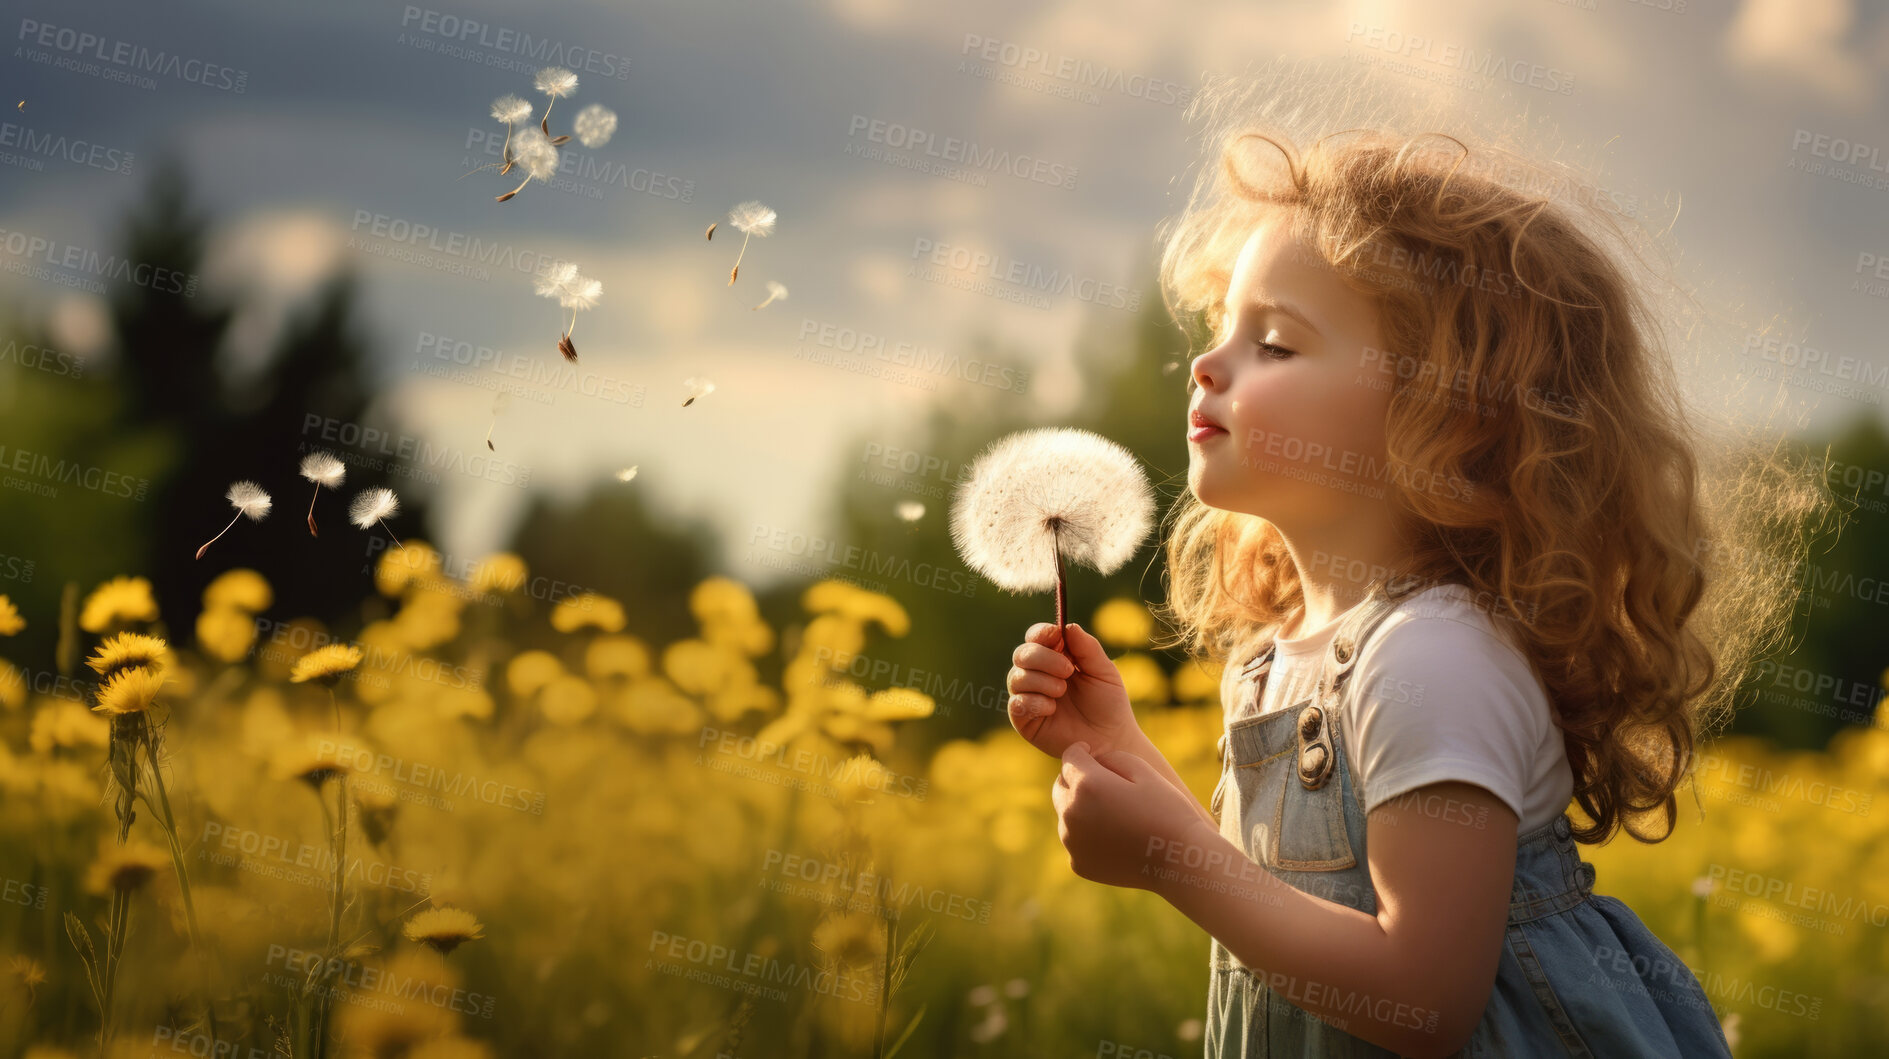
[{"left": 1204, "top": 580, "right": 1734, "bottom": 1058}]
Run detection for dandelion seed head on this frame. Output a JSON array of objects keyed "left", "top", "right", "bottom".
[
  {"left": 490, "top": 94, "right": 532, "bottom": 125},
  {"left": 765, "top": 280, "right": 788, "bottom": 300},
  {"left": 615, "top": 466, "right": 639, "bottom": 482},
  {"left": 510, "top": 126, "right": 559, "bottom": 180},
  {"left": 573, "top": 103, "right": 617, "bottom": 148},
  {"left": 948, "top": 427, "right": 1154, "bottom": 593},
  {"left": 896, "top": 500, "right": 925, "bottom": 522},
  {"left": 684, "top": 376, "right": 716, "bottom": 400},
  {"left": 728, "top": 201, "right": 777, "bottom": 237},
  {"left": 558, "top": 275, "right": 602, "bottom": 311},
  {"left": 534, "top": 259, "right": 580, "bottom": 298},
  {"left": 534, "top": 66, "right": 578, "bottom": 98},
  {"left": 299, "top": 451, "right": 346, "bottom": 488},
  {"left": 227, "top": 480, "right": 272, "bottom": 521},
  {"left": 350, "top": 487, "right": 400, "bottom": 529}
]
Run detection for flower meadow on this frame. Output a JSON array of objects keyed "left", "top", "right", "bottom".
[{"left": 0, "top": 559, "right": 1884, "bottom": 1058}]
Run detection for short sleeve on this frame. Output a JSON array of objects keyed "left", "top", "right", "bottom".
[{"left": 1346, "top": 614, "right": 1547, "bottom": 823}]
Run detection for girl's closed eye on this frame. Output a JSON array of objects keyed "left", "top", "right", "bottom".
[{"left": 1255, "top": 340, "right": 1295, "bottom": 360}]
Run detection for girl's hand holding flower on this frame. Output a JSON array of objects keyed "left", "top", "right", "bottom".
[
  {"left": 1051, "top": 741, "right": 1213, "bottom": 891},
  {"left": 1007, "top": 620, "right": 1140, "bottom": 760}
]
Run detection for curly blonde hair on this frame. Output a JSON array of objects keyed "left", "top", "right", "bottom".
[{"left": 1152, "top": 64, "right": 1832, "bottom": 845}]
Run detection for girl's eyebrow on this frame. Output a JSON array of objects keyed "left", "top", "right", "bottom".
[{"left": 1224, "top": 294, "right": 1322, "bottom": 337}]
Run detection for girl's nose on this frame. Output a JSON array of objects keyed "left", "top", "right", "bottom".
[{"left": 1191, "top": 348, "right": 1222, "bottom": 392}]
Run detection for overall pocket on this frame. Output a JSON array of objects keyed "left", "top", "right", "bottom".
[{"left": 1227, "top": 698, "right": 1358, "bottom": 873}]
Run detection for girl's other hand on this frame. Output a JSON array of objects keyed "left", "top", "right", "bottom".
[{"left": 1006, "top": 622, "right": 1139, "bottom": 760}]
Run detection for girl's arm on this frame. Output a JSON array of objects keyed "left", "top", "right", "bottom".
[
  {"left": 1152, "top": 781, "right": 1518, "bottom": 1059},
  {"left": 1117, "top": 727, "right": 1220, "bottom": 830}
]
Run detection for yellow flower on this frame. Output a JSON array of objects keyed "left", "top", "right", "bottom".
[
  {"left": 290, "top": 643, "right": 365, "bottom": 685},
  {"left": 404, "top": 906, "right": 486, "bottom": 954},
  {"left": 551, "top": 592, "right": 626, "bottom": 633},
  {"left": 468, "top": 553, "right": 528, "bottom": 595},
  {"left": 84, "top": 838, "right": 170, "bottom": 894},
  {"left": 79, "top": 576, "right": 158, "bottom": 633},
  {"left": 0, "top": 661, "right": 23, "bottom": 711},
  {"left": 270, "top": 740, "right": 352, "bottom": 789},
  {"left": 585, "top": 634, "right": 651, "bottom": 682},
  {"left": 86, "top": 632, "right": 170, "bottom": 679},
  {"left": 375, "top": 542, "right": 441, "bottom": 597},
  {"left": 94, "top": 666, "right": 167, "bottom": 715},
  {"left": 539, "top": 674, "right": 598, "bottom": 725},
  {"left": 202, "top": 568, "right": 273, "bottom": 613},
  {"left": 1171, "top": 658, "right": 1222, "bottom": 703},
  {"left": 691, "top": 576, "right": 760, "bottom": 625},
  {"left": 810, "top": 910, "right": 885, "bottom": 968},
  {"left": 1092, "top": 597, "right": 1154, "bottom": 649},
  {"left": 506, "top": 650, "right": 564, "bottom": 698},
  {"left": 861, "top": 687, "right": 935, "bottom": 721},
  {"left": 196, "top": 606, "right": 257, "bottom": 665},
  {"left": 408, "top": 1039, "right": 496, "bottom": 1059},
  {"left": 1115, "top": 652, "right": 1170, "bottom": 704},
  {"left": 663, "top": 639, "right": 739, "bottom": 695},
  {"left": 29, "top": 701, "right": 110, "bottom": 753},
  {"left": 0, "top": 595, "right": 23, "bottom": 636}
]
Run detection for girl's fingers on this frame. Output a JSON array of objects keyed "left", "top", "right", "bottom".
[
  {"left": 1013, "top": 642, "right": 1075, "bottom": 677},
  {"left": 1009, "top": 692, "right": 1055, "bottom": 723},
  {"left": 1007, "top": 667, "right": 1067, "bottom": 699}
]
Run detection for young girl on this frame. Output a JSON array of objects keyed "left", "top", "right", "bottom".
[{"left": 1004, "top": 77, "right": 1812, "bottom": 1057}]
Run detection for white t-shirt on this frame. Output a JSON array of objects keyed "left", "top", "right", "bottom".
[{"left": 1220, "top": 583, "right": 1574, "bottom": 834}]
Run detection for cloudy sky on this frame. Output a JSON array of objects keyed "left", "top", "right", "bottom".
[{"left": 5, "top": 0, "right": 1887, "bottom": 580}]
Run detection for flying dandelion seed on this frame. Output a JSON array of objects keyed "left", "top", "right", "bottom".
[
  {"left": 557, "top": 274, "right": 601, "bottom": 361},
  {"left": 195, "top": 480, "right": 271, "bottom": 560},
  {"left": 490, "top": 93, "right": 532, "bottom": 171},
  {"left": 349, "top": 487, "right": 404, "bottom": 551},
  {"left": 534, "top": 262, "right": 598, "bottom": 362},
  {"left": 682, "top": 376, "right": 715, "bottom": 407},
  {"left": 948, "top": 427, "right": 1154, "bottom": 643},
  {"left": 751, "top": 280, "right": 788, "bottom": 311},
  {"left": 496, "top": 126, "right": 559, "bottom": 202},
  {"left": 573, "top": 103, "right": 617, "bottom": 148},
  {"left": 533, "top": 65, "right": 578, "bottom": 142},
  {"left": 704, "top": 221, "right": 716, "bottom": 240},
  {"left": 896, "top": 500, "right": 925, "bottom": 522},
  {"left": 724, "top": 200, "right": 776, "bottom": 285},
  {"left": 485, "top": 391, "right": 511, "bottom": 451},
  {"left": 299, "top": 451, "right": 346, "bottom": 537},
  {"left": 615, "top": 465, "right": 639, "bottom": 483}
]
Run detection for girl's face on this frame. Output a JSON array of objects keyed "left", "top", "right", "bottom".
[{"left": 1187, "top": 216, "right": 1394, "bottom": 524}]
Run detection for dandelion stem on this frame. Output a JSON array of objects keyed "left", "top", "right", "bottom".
[
  {"left": 497, "top": 171, "right": 533, "bottom": 201},
  {"left": 144, "top": 734, "right": 225, "bottom": 1052},
  {"left": 539, "top": 97, "right": 557, "bottom": 136},
  {"left": 307, "top": 484, "right": 322, "bottom": 537},
  {"left": 729, "top": 233, "right": 753, "bottom": 286},
  {"left": 195, "top": 510, "right": 242, "bottom": 560},
  {"left": 378, "top": 520, "right": 405, "bottom": 552},
  {"left": 1050, "top": 520, "right": 1068, "bottom": 646},
  {"left": 567, "top": 305, "right": 579, "bottom": 339}
]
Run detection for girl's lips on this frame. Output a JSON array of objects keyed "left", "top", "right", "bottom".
[{"left": 1187, "top": 425, "right": 1228, "bottom": 443}]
